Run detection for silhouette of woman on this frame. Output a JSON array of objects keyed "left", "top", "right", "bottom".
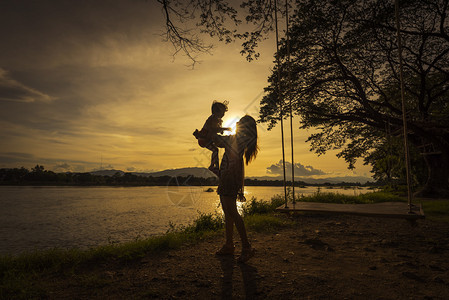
[{"left": 213, "top": 115, "right": 258, "bottom": 263}]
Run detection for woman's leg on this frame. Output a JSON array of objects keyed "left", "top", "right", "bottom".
[
  {"left": 222, "top": 195, "right": 250, "bottom": 249},
  {"left": 220, "top": 195, "right": 234, "bottom": 246}
]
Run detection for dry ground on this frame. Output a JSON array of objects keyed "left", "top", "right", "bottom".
[{"left": 44, "top": 214, "right": 449, "bottom": 299}]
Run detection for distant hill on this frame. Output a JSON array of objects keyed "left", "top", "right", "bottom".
[
  {"left": 144, "top": 167, "right": 216, "bottom": 178},
  {"left": 91, "top": 167, "right": 216, "bottom": 178},
  {"left": 90, "top": 169, "right": 125, "bottom": 176}
]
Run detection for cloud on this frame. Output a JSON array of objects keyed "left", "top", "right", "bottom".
[
  {"left": 0, "top": 68, "right": 55, "bottom": 103},
  {"left": 266, "top": 160, "right": 327, "bottom": 177},
  {"left": 0, "top": 1, "right": 165, "bottom": 70},
  {"left": 53, "top": 163, "right": 72, "bottom": 172}
]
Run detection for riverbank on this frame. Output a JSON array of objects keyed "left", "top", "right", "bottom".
[
  {"left": 2, "top": 194, "right": 449, "bottom": 299},
  {"left": 3, "top": 213, "right": 449, "bottom": 299}
]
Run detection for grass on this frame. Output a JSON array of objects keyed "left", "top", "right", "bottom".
[
  {"left": 1, "top": 215, "right": 222, "bottom": 269},
  {"left": 294, "top": 191, "right": 406, "bottom": 204},
  {"left": 421, "top": 200, "right": 449, "bottom": 222},
  {"left": 241, "top": 196, "right": 295, "bottom": 232},
  {"left": 245, "top": 214, "right": 293, "bottom": 232}
]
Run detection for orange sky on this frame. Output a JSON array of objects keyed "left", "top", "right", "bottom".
[{"left": 0, "top": 0, "right": 372, "bottom": 180}]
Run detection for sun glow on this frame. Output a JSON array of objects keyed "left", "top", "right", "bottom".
[{"left": 223, "top": 116, "right": 240, "bottom": 135}]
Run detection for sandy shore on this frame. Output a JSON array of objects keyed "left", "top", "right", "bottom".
[{"left": 43, "top": 214, "right": 449, "bottom": 299}]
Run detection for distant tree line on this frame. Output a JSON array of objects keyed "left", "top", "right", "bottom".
[
  {"left": 0, "top": 165, "right": 218, "bottom": 187},
  {"left": 0, "top": 165, "right": 379, "bottom": 187}
]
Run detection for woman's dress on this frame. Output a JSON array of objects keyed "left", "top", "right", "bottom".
[{"left": 214, "top": 135, "right": 246, "bottom": 200}]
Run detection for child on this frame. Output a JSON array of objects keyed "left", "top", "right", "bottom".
[{"left": 193, "top": 100, "right": 231, "bottom": 175}]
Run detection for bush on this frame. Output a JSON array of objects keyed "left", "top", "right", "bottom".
[
  {"left": 187, "top": 212, "right": 224, "bottom": 233},
  {"left": 242, "top": 196, "right": 285, "bottom": 216}
]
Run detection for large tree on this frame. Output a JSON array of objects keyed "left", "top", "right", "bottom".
[{"left": 260, "top": 0, "right": 449, "bottom": 197}]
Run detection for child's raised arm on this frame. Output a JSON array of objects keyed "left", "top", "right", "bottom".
[{"left": 218, "top": 127, "right": 232, "bottom": 134}]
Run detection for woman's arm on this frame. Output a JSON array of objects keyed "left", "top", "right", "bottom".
[{"left": 212, "top": 134, "right": 232, "bottom": 148}]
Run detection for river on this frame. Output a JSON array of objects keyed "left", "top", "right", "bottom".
[{"left": 0, "top": 185, "right": 371, "bottom": 254}]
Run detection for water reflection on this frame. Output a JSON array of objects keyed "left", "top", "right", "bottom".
[{"left": 0, "top": 186, "right": 375, "bottom": 254}]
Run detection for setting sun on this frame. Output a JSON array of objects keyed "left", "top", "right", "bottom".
[{"left": 223, "top": 116, "right": 240, "bottom": 135}]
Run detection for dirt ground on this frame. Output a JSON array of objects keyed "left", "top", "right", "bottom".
[{"left": 45, "top": 214, "right": 449, "bottom": 299}]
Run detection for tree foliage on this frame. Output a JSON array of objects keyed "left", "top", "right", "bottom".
[
  {"left": 157, "top": 0, "right": 282, "bottom": 65},
  {"left": 259, "top": 0, "right": 449, "bottom": 196},
  {"left": 364, "top": 136, "right": 427, "bottom": 187}
]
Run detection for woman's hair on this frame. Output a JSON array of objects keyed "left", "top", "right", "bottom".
[
  {"left": 211, "top": 100, "right": 229, "bottom": 114},
  {"left": 238, "top": 115, "right": 259, "bottom": 165}
]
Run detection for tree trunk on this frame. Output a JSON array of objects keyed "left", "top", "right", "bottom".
[{"left": 414, "top": 150, "right": 449, "bottom": 198}]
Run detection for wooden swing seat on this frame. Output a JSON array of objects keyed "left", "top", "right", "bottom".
[{"left": 276, "top": 201, "right": 425, "bottom": 220}]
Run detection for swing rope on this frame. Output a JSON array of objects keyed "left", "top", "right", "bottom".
[
  {"left": 285, "top": 0, "right": 295, "bottom": 204},
  {"left": 274, "top": 0, "right": 288, "bottom": 208},
  {"left": 394, "top": 0, "right": 413, "bottom": 212}
]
